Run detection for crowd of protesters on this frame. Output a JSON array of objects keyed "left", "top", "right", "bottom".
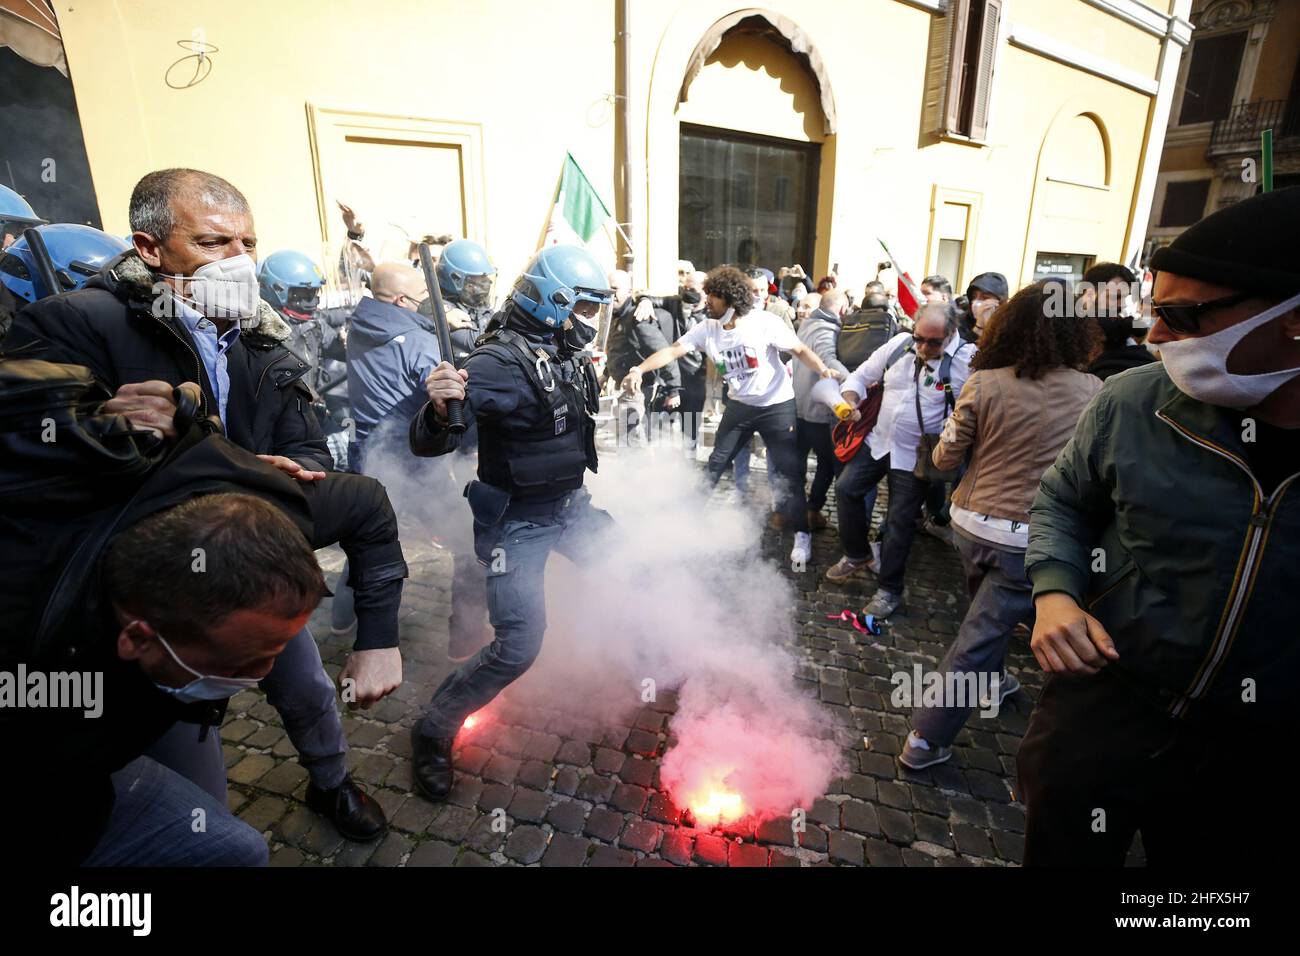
[{"left": 0, "top": 167, "right": 1295, "bottom": 869}]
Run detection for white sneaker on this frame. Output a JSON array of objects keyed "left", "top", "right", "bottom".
[{"left": 790, "top": 531, "right": 812, "bottom": 566}]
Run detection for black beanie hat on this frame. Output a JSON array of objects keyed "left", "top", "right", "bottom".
[
  {"left": 966, "top": 271, "right": 1008, "bottom": 301},
  {"left": 1149, "top": 186, "right": 1300, "bottom": 297}
]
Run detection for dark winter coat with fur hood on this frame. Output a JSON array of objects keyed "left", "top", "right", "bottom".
[{"left": 4, "top": 250, "right": 331, "bottom": 471}]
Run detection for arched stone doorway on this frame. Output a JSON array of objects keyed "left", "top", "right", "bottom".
[{"left": 644, "top": 8, "right": 837, "bottom": 284}]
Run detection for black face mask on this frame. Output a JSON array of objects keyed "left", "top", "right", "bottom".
[
  {"left": 681, "top": 289, "right": 702, "bottom": 306},
  {"left": 562, "top": 317, "right": 598, "bottom": 351},
  {"left": 1097, "top": 315, "right": 1133, "bottom": 348}
]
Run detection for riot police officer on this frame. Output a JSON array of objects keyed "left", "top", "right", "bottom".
[
  {"left": 1, "top": 223, "right": 128, "bottom": 338},
  {"left": 258, "top": 249, "right": 352, "bottom": 466},
  {"left": 434, "top": 238, "right": 497, "bottom": 366},
  {"left": 0, "top": 184, "right": 43, "bottom": 250},
  {"left": 406, "top": 243, "right": 614, "bottom": 801}
]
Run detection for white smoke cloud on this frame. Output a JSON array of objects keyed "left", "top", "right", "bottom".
[{"left": 362, "top": 422, "right": 844, "bottom": 825}]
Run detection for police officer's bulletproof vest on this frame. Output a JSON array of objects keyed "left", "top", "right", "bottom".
[{"left": 473, "top": 327, "right": 600, "bottom": 501}]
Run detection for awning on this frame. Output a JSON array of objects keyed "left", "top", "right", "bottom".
[{"left": 0, "top": 0, "right": 66, "bottom": 76}]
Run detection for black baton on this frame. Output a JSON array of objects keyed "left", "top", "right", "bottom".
[
  {"left": 418, "top": 241, "right": 467, "bottom": 434},
  {"left": 22, "top": 227, "right": 62, "bottom": 300}
]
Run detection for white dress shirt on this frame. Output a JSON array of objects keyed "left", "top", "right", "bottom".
[{"left": 840, "top": 331, "right": 975, "bottom": 473}]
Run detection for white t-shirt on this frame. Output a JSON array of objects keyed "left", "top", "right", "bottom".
[{"left": 679, "top": 310, "right": 800, "bottom": 407}]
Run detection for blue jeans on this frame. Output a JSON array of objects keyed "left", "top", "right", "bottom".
[
  {"left": 146, "top": 626, "right": 348, "bottom": 794},
  {"left": 912, "top": 529, "right": 1032, "bottom": 747},
  {"left": 416, "top": 488, "right": 613, "bottom": 738},
  {"left": 82, "top": 757, "right": 268, "bottom": 866}
]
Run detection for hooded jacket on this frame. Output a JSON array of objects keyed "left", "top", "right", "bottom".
[
  {"left": 345, "top": 295, "right": 442, "bottom": 447},
  {"left": 1027, "top": 362, "right": 1298, "bottom": 723},
  {"left": 3, "top": 251, "right": 331, "bottom": 471}
]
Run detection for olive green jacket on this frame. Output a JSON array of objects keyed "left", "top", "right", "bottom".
[{"left": 1027, "top": 362, "right": 1298, "bottom": 721}]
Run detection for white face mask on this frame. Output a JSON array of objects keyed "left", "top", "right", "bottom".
[
  {"left": 1158, "top": 290, "right": 1300, "bottom": 409},
  {"left": 970, "top": 298, "right": 998, "bottom": 327},
  {"left": 141, "top": 623, "right": 263, "bottom": 703},
  {"left": 171, "top": 253, "right": 260, "bottom": 319}
]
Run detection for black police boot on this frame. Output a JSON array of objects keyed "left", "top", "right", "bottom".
[
  {"left": 411, "top": 730, "right": 456, "bottom": 802},
  {"left": 305, "top": 775, "right": 388, "bottom": 842}
]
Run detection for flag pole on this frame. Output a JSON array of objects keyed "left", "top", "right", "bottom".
[{"left": 536, "top": 162, "right": 565, "bottom": 251}]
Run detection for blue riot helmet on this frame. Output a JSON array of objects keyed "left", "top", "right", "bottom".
[
  {"left": 1, "top": 185, "right": 44, "bottom": 250},
  {"left": 0, "top": 223, "right": 128, "bottom": 302},
  {"left": 437, "top": 238, "right": 496, "bottom": 309},
  {"left": 258, "top": 250, "right": 325, "bottom": 319},
  {"left": 510, "top": 244, "right": 613, "bottom": 329}
]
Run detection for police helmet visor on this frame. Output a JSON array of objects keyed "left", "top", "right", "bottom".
[
  {"left": 567, "top": 285, "right": 614, "bottom": 323},
  {"left": 285, "top": 286, "right": 321, "bottom": 316},
  {"left": 462, "top": 273, "right": 493, "bottom": 309}
]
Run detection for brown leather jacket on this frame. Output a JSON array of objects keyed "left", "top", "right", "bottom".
[{"left": 934, "top": 365, "right": 1101, "bottom": 523}]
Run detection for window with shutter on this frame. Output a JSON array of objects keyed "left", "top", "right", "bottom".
[
  {"left": 967, "top": 0, "right": 1002, "bottom": 141},
  {"left": 924, "top": 0, "right": 997, "bottom": 143},
  {"left": 1178, "top": 32, "right": 1247, "bottom": 126},
  {"left": 944, "top": 0, "right": 972, "bottom": 135},
  {"left": 1159, "top": 180, "right": 1211, "bottom": 227}
]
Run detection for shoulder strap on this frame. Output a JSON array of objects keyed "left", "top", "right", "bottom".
[
  {"left": 884, "top": 337, "right": 911, "bottom": 371},
  {"left": 937, "top": 347, "right": 962, "bottom": 414}
]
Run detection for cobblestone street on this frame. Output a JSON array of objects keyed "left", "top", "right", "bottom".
[{"left": 220, "top": 437, "right": 1050, "bottom": 868}]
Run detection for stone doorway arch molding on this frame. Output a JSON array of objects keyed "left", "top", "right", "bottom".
[
  {"left": 643, "top": 5, "right": 838, "bottom": 288},
  {"left": 677, "top": 9, "right": 838, "bottom": 137}
]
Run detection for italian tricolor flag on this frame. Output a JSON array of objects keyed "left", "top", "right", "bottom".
[
  {"left": 544, "top": 153, "right": 612, "bottom": 247},
  {"left": 878, "top": 237, "right": 926, "bottom": 319}
]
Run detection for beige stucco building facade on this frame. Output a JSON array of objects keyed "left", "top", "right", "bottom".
[
  {"left": 1144, "top": 0, "right": 1299, "bottom": 252},
  {"left": 49, "top": 0, "right": 1195, "bottom": 297}
]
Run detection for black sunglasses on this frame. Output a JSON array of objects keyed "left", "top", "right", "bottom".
[
  {"left": 1152, "top": 292, "right": 1251, "bottom": 335},
  {"left": 912, "top": 334, "right": 946, "bottom": 348}
]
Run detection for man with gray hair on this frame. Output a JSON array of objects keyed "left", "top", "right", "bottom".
[
  {"left": 5, "top": 167, "right": 390, "bottom": 843},
  {"left": 826, "top": 303, "right": 976, "bottom": 618}
]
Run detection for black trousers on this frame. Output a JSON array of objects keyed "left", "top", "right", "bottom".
[
  {"left": 707, "top": 398, "right": 807, "bottom": 532},
  {"left": 678, "top": 370, "right": 707, "bottom": 446},
  {"left": 1017, "top": 668, "right": 1289, "bottom": 866},
  {"left": 795, "top": 417, "right": 839, "bottom": 512}
]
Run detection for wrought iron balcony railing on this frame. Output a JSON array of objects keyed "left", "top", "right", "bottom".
[{"left": 1209, "top": 99, "right": 1300, "bottom": 155}]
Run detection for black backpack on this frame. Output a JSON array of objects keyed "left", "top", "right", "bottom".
[{"left": 838, "top": 308, "right": 897, "bottom": 370}]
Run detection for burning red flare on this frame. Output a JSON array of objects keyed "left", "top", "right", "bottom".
[
  {"left": 462, "top": 714, "right": 479, "bottom": 730},
  {"left": 691, "top": 789, "right": 745, "bottom": 826}
]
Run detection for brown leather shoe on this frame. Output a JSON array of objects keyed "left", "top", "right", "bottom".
[
  {"left": 807, "top": 509, "right": 830, "bottom": 531},
  {"left": 768, "top": 511, "right": 786, "bottom": 531}
]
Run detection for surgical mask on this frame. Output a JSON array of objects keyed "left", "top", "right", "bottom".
[
  {"left": 1158, "top": 290, "right": 1300, "bottom": 410},
  {"left": 170, "top": 253, "right": 260, "bottom": 319},
  {"left": 751, "top": 294, "right": 766, "bottom": 310},
  {"left": 970, "top": 298, "right": 998, "bottom": 326},
  {"left": 142, "top": 623, "right": 263, "bottom": 703}
]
